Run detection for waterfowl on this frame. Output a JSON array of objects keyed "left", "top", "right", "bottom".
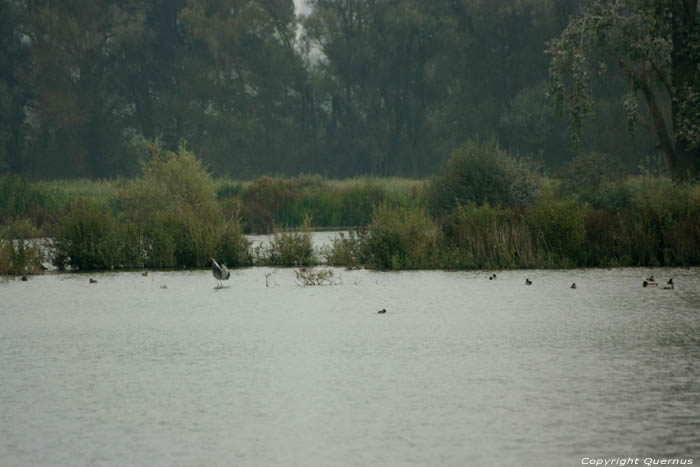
[
  {"left": 525, "top": 278, "right": 532, "bottom": 285},
  {"left": 141, "top": 271, "right": 148, "bottom": 277},
  {"left": 643, "top": 280, "right": 657, "bottom": 287},
  {"left": 377, "top": 308, "right": 387, "bottom": 314},
  {"left": 489, "top": 274, "right": 497, "bottom": 280},
  {"left": 663, "top": 278, "right": 674, "bottom": 290},
  {"left": 646, "top": 275, "right": 656, "bottom": 283},
  {"left": 211, "top": 258, "right": 230, "bottom": 288},
  {"left": 570, "top": 282, "right": 576, "bottom": 289},
  {"left": 21, "top": 275, "right": 28, "bottom": 281},
  {"left": 89, "top": 278, "right": 97, "bottom": 284}
]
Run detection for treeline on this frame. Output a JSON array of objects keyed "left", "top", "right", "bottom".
[
  {"left": 2, "top": 142, "right": 699, "bottom": 276},
  {"left": 0, "top": 0, "right": 659, "bottom": 180}
]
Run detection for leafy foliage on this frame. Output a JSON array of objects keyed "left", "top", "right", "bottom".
[{"left": 427, "top": 140, "right": 540, "bottom": 214}]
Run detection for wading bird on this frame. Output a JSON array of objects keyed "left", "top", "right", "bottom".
[{"left": 212, "top": 258, "right": 230, "bottom": 288}]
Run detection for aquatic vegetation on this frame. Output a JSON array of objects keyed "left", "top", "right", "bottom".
[
  {"left": 321, "top": 230, "right": 367, "bottom": 269},
  {"left": 0, "top": 219, "right": 44, "bottom": 278},
  {"left": 257, "top": 217, "right": 316, "bottom": 267},
  {"left": 294, "top": 267, "right": 339, "bottom": 286}
]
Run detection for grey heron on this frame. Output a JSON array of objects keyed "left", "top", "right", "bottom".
[{"left": 212, "top": 258, "right": 230, "bottom": 288}]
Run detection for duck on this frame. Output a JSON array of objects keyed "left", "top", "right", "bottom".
[
  {"left": 663, "top": 278, "right": 674, "bottom": 290},
  {"left": 21, "top": 275, "right": 28, "bottom": 282},
  {"left": 489, "top": 273, "right": 497, "bottom": 280},
  {"left": 643, "top": 280, "right": 657, "bottom": 287},
  {"left": 89, "top": 278, "right": 98, "bottom": 284},
  {"left": 570, "top": 282, "right": 576, "bottom": 289},
  {"left": 377, "top": 308, "right": 387, "bottom": 314},
  {"left": 141, "top": 271, "right": 148, "bottom": 277},
  {"left": 646, "top": 275, "right": 656, "bottom": 283},
  {"left": 525, "top": 278, "right": 532, "bottom": 285}
]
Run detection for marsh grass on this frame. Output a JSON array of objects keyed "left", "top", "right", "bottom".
[{"left": 0, "top": 219, "right": 44, "bottom": 278}]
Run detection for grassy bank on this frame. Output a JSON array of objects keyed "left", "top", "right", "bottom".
[{"left": 1, "top": 141, "right": 699, "bottom": 274}]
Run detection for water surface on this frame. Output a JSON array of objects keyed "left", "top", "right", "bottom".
[{"left": 2, "top": 268, "right": 699, "bottom": 466}]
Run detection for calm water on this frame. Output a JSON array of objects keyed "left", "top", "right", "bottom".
[{"left": 1, "top": 267, "right": 699, "bottom": 466}]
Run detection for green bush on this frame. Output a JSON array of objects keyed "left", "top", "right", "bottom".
[
  {"left": 0, "top": 219, "right": 44, "bottom": 278},
  {"left": 321, "top": 230, "right": 367, "bottom": 268},
  {"left": 365, "top": 202, "right": 440, "bottom": 269},
  {"left": 52, "top": 199, "right": 124, "bottom": 270},
  {"left": 120, "top": 140, "right": 241, "bottom": 268},
  {"left": 256, "top": 218, "right": 315, "bottom": 267},
  {"left": 428, "top": 140, "right": 540, "bottom": 214}
]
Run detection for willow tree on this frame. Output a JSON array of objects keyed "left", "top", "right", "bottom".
[{"left": 547, "top": 0, "right": 700, "bottom": 181}]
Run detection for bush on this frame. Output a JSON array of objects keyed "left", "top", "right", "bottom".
[
  {"left": 52, "top": 199, "right": 124, "bottom": 270},
  {"left": 120, "top": 140, "right": 236, "bottom": 268},
  {"left": 428, "top": 140, "right": 540, "bottom": 214},
  {"left": 365, "top": 202, "right": 440, "bottom": 269},
  {"left": 260, "top": 217, "right": 316, "bottom": 267},
  {"left": 321, "top": 230, "right": 367, "bottom": 268},
  {"left": 0, "top": 219, "right": 44, "bottom": 278}
]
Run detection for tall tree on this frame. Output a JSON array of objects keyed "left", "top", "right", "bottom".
[
  {"left": 0, "top": 0, "right": 29, "bottom": 173},
  {"left": 547, "top": 0, "right": 700, "bottom": 180},
  {"left": 20, "top": 0, "right": 147, "bottom": 177}
]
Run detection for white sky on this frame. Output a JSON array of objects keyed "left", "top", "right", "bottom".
[{"left": 293, "top": 0, "right": 311, "bottom": 15}]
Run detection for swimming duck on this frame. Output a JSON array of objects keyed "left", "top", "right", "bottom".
[
  {"left": 377, "top": 308, "right": 387, "bottom": 314},
  {"left": 525, "top": 278, "right": 532, "bottom": 285},
  {"left": 21, "top": 275, "right": 28, "bottom": 282},
  {"left": 489, "top": 274, "right": 497, "bottom": 280},
  {"left": 663, "top": 278, "right": 674, "bottom": 290},
  {"left": 89, "top": 278, "right": 97, "bottom": 284},
  {"left": 643, "top": 280, "right": 657, "bottom": 287},
  {"left": 141, "top": 271, "right": 148, "bottom": 277},
  {"left": 570, "top": 282, "right": 576, "bottom": 289}
]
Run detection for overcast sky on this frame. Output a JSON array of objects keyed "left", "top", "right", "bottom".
[{"left": 293, "top": 0, "right": 311, "bottom": 15}]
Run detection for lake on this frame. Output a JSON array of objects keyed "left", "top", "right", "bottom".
[{"left": 1, "top": 267, "right": 699, "bottom": 466}]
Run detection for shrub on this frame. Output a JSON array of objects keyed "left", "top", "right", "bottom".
[
  {"left": 120, "top": 140, "right": 231, "bottom": 268},
  {"left": 556, "top": 152, "right": 626, "bottom": 196},
  {"left": 428, "top": 140, "right": 539, "bottom": 214},
  {"left": 321, "top": 230, "right": 367, "bottom": 268},
  {"left": 262, "top": 217, "right": 315, "bottom": 267},
  {"left": 52, "top": 199, "right": 123, "bottom": 270},
  {"left": 365, "top": 202, "right": 440, "bottom": 269},
  {"left": 0, "top": 219, "right": 44, "bottom": 278}
]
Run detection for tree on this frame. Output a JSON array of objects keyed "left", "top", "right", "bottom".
[
  {"left": 547, "top": 0, "right": 700, "bottom": 181},
  {"left": 0, "top": 0, "right": 30, "bottom": 173}
]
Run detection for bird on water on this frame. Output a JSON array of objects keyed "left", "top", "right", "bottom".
[
  {"left": 525, "top": 278, "right": 532, "bottom": 285},
  {"left": 212, "top": 258, "right": 230, "bottom": 288}
]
